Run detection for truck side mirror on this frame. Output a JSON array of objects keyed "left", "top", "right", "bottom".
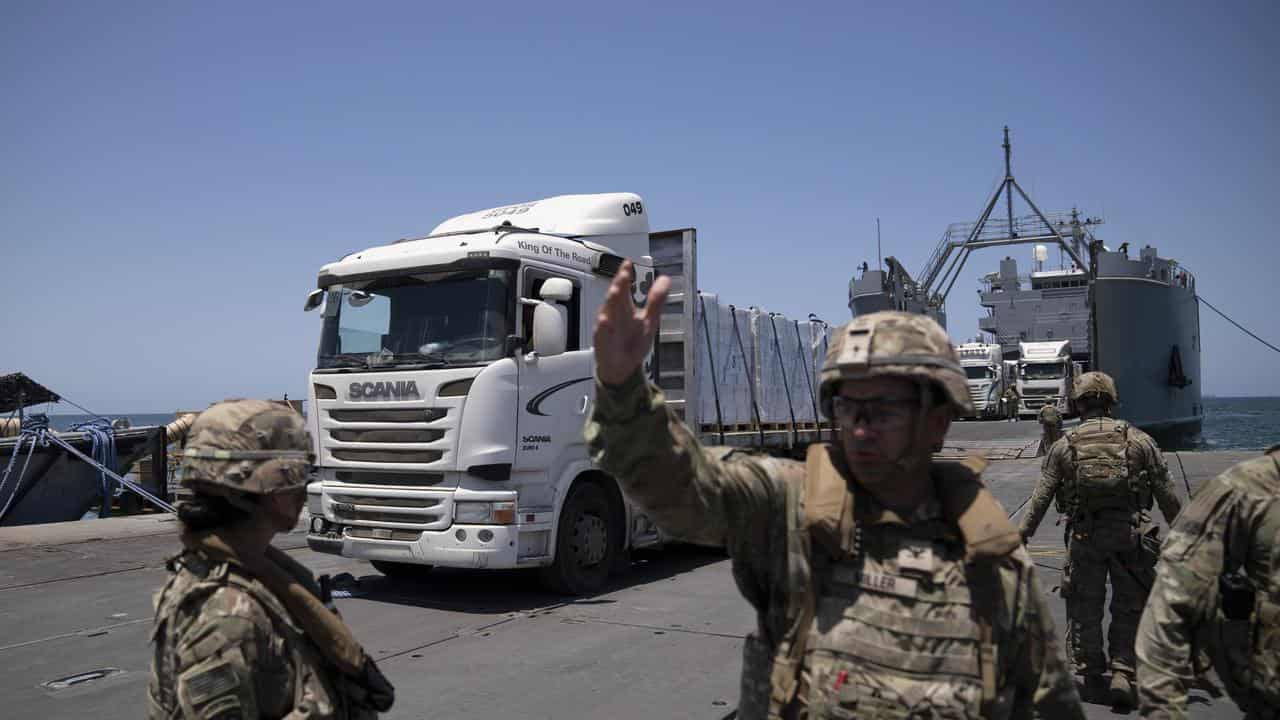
[
  {"left": 532, "top": 302, "right": 567, "bottom": 357},
  {"left": 539, "top": 277, "right": 573, "bottom": 302},
  {"left": 304, "top": 289, "right": 325, "bottom": 312}
]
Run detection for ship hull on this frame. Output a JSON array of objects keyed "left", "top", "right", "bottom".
[{"left": 1093, "top": 277, "right": 1203, "bottom": 448}]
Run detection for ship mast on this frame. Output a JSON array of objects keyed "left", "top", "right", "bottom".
[{"left": 916, "top": 127, "right": 1089, "bottom": 308}]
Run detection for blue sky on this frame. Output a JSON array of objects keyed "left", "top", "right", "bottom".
[{"left": 3, "top": 1, "right": 1277, "bottom": 412}]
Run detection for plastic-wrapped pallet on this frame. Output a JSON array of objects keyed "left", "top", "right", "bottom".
[
  {"left": 779, "top": 315, "right": 820, "bottom": 424},
  {"left": 750, "top": 309, "right": 791, "bottom": 425},
  {"left": 693, "top": 294, "right": 755, "bottom": 429}
]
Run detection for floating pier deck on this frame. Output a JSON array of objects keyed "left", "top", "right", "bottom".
[{"left": 0, "top": 421, "right": 1248, "bottom": 719}]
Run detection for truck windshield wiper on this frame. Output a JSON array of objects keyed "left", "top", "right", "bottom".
[
  {"left": 315, "top": 355, "right": 370, "bottom": 372},
  {"left": 367, "top": 352, "right": 449, "bottom": 368}
]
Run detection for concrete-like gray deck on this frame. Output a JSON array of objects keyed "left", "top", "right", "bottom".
[{"left": 0, "top": 421, "right": 1254, "bottom": 719}]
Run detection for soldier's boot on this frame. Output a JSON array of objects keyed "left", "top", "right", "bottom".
[
  {"left": 1081, "top": 674, "right": 1107, "bottom": 703},
  {"left": 1109, "top": 673, "right": 1136, "bottom": 709}
]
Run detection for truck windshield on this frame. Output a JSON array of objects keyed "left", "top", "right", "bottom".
[
  {"left": 317, "top": 268, "right": 514, "bottom": 369},
  {"left": 964, "top": 366, "right": 994, "bottom": 380},
  {"left": 1021, "top": 362, "right": 1065, "bottom": 380}
]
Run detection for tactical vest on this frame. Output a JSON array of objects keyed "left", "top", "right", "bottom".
[
  {"left": 149, "top": 553, "right": 357, "bottom": 720},
  {"left": 741, "top": 444, "right": 1022, "bottom": 720},
  {"left": 1064, "top": 418, "right": 1146, "bottom": 551}
]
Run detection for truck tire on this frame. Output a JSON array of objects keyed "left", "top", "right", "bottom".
[
  {"left": 371, "top": 560, "right": 433, "bottom": 580},
  {"left": 539, "top": 481, "right": 617, "bottom": 595}
]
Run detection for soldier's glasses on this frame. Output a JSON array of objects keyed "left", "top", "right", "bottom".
[{"left": 831, "top": 395, "right": 920, "bottom": 430}]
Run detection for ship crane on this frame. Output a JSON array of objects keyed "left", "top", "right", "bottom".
[{"left": 914, "top": 127, "right": 1099, "bottom": 316}]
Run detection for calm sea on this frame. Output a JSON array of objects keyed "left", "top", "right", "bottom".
[
  {"left": 1198, "top": 397, "right": 1280, "bottom": 451},
  {"left": 31, "top": 398, "right": 1280, "bottom": 452}
]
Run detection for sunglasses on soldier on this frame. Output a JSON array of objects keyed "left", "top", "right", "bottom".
[{"left": 831, "top": 394, "right": 920, "bottom": 430}]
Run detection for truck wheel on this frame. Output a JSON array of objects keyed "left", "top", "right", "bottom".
[
  {"left": 539, "top": 481, "right": 617, "bottom": 595},
  {"left": 371, "top": 560, "right": 433, "bottom": 580}
]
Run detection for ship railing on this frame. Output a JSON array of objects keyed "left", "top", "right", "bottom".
[
  {"left": 979, "top": 272, "right": 1088, "bottom": 294},
  {"left": 942, "top": 212, "right": 1073, "bottom": 246}
]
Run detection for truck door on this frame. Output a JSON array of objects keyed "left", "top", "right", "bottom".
[{"left": 515, "top": 267, "right": 591, "bottom": 476}]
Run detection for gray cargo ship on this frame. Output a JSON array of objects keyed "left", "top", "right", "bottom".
[{"left": 850, "top": 128, "right": 1203, "bottom": 447}]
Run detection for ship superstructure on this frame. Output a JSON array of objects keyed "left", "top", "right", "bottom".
[{"left": 849, "top": 128, "right": 1203, "bottom": 447}]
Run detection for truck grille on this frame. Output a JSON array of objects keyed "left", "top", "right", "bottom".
[
  {"left": 326, "top": 491, "right": 451, "bottom": 530},
  {"left": 328, "top": 408, "right": 447, "bottom": 423},
  {"left": 331, "top": 448, "right": 443, "bottom": 463},
  {"left": 322, "top": 405, "right": 451, "bottom": 469},
  {"left": 330, "top": 428, "right": 443, "bottom": 443},
  {"left": 333, "top": 471, "right": 447, "bottom": 487},
  {"left": 1021, "top": 388, "right": 1058, "bottom": 397}
]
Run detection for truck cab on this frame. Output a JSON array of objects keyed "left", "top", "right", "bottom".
[
  {"left": 956, "top": 343, "right": 1005, "bottom": 419},
  {"left": 303, "top": 193, "right": 656, "bottom": 594},
  {"left": 1016, "top": 340, "right": 1075, "bottom": 417}
]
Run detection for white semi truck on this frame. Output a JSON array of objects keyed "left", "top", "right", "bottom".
[
  {"left": 303, "top": 193, "right": 831, "bottom": 594},
  {"left": 1016, "top": 339, "right": 1075, "bottom": 417},
  {"left": 956, "top": 343, "right": 1006, "bottom": 418}
]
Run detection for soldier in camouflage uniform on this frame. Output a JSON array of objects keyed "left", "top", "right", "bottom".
[
  {"left": 1002, "top": 385, "right": 1020, "bottom": 422},
  {"left": 148, "top": 400, "right": 394, "bottom": 719},
  {"left": 1035, "top": 405, "right": 1063, "bottom": 457},
  {"left": 1017, "top": 372, "right": 1182, "bottom": 707},
  {"left": 1136, "top": 447, "right": 1280, "bottom": 718},
  {"left": 586, "top": 261, "right": 1083, "bottom": 719}
]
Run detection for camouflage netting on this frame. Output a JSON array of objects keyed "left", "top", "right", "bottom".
[{"left": 0, "top": 373, "right": 60, "bottom": 414}]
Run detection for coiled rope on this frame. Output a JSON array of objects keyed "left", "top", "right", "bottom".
[
  {"left": 68, "top": 418, "right": 119, "bottom": 518},
  {"left": 0, "top": 412, "right": 175, "bottom": 521},
  {"left": 0, "top": 414, "right": 52, "bottom": 521}
]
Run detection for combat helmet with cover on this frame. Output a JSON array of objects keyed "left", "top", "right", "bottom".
[
  {"left": 1072, "top": 371, "right": 1118, "bottom": 404},
  {"left": 180, "top": 399, "right": 312, "bottom": 509},
  {"left": 1038, "top": 405, "right": 1062, "bottom": 425},
  {"left": 818, "top": 310, "right": 973, "bottom": 417}
]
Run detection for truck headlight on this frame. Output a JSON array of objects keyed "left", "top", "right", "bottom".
[{"left": 454, "top": 501, "right": 516, "bottom": 525}]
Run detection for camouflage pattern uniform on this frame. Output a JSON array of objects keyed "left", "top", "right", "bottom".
[
  {"left": 1035, "top": 406, "right": 1063, "bottom": 457},
  {"left": 587, "top": 311, "right": 1082, "bottom": 719},
  {"left": 1017, "top": 373, "right": 1182, "bottom": 691},
  {"left": 149, "top": 400, "right": 393, "bottom": 719},
  {"left": 1002, "top": 386, "right": 1020, "bottom": 421},
  {"left": 1136, "top": 448, "right": 1280, "bottom": 718}
]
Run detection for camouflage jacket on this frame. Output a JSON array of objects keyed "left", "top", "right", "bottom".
[
  {"left": 1017, "top": 416, "right": 1182, "bottom": 539},
  {"left": 1136, "top": 450, "right": 1280, "bottom": 719},
  {"left": 148, "top": 548, "right": 360, "bottom": 719},
  {"left": 586, "top": 370, "right": 1083, "bottom": 719}
]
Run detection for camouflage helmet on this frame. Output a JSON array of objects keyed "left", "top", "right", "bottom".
[
  {"left": 1038, "top": 405, "right": 1062, "bottom": 425},
  {"left": 819, "top": 311, "right": 974, "bottom": 418},
  {"left": 1072, "top": 371, "right": 1118, "bottom": 403},
  {"left": 180, "top": 399, "right": 312, "bottom": 502}
]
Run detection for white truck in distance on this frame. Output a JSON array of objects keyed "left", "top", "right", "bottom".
[
  {"left": 303, "top": 193, "right": 831, "bottom": 594},
  {"left": 956, "top": 343, "right": 1006, "bottom": 418},
  {"left": 1016, "top": 339, "right": 1075, "bottom": 417}
]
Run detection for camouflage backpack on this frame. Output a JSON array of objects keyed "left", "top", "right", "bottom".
[{"left": 1065, "top": 418, "right": 1138, "bottom": 550}]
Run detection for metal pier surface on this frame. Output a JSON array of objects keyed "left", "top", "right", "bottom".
[{"left": 0, "top": 423, "right": 1250, "bottom": 719}]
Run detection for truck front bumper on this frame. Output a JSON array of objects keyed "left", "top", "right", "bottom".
[{"left": 306, "top": 520, "right": 550, "bottom": 569}]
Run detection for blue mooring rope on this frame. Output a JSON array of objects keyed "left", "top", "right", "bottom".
[
  {"left": 0, "top": 414, "right": 53, "bottom": 522},
  {"left": 69, "top": 418, "right": 118, "bottom": 518}
]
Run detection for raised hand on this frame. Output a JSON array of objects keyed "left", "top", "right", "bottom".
[{"left": 593, "top": 260, "right": 670, "bottom": 386}]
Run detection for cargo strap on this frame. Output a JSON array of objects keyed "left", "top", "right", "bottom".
[
  {"left": 698, "top": 295, "right": 725, "bottom": 444},
  {"left": 767, "top": 314, "right": 798, "bottom": 447},
  {"left": 729, "top": 305, "right": 765, "bottom": 446}
]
